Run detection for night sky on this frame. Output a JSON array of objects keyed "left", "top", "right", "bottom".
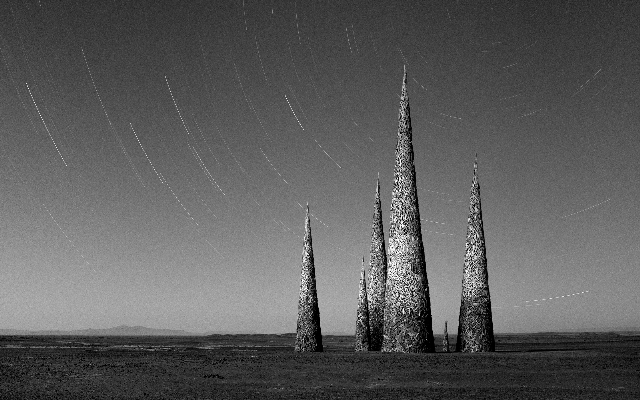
[{"left": 0, "top": 0, "right": 638, "bottom": 334}]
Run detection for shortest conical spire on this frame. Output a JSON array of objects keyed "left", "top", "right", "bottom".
[
  {"left": 443, "top": 321, "right": 450, "bottom": 353},
  {"left": 295, "top": 204, "right": 323, "bottom": 352},
  {"left": 355, "top": 257, "right": 371, "bottom": 351}
]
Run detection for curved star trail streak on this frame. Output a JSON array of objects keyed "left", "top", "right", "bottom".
[
  {"left": 492, "top": 291, "right": 591, "bottom": 310},
  {"left": 561, "top": 198, "right": 611, "bottom": 219},
  {"left": 25, "top": 83, "right": 67, "bottom": 167}
]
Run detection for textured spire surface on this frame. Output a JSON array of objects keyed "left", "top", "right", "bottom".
[
  {"left": 355, "top": 257, "right": 371, "bottom": 351},
  {"left": 382, "top": 67, "right": 435, "bottom": 353},
  {"left": 295, "top": 205, "right": 323, "bottom": 352},
  {"left": 456, "top": 157, "right": 495, "bottom": 352},
  {"left": 367, "top": 177, "right": 387, "bottom": 351},
  {"left": 443, "top": 321, "right": 450, "bottom": 352}
]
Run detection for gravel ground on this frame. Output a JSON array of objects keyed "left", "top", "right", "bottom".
[{"left": 0, "top": 333, "right": 638, "bottom": 399}]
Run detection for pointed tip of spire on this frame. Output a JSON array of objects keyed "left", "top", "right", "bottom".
[
  {"left": 402, "top": 65, "right": 407, "bottom": 87},
  {"left": 399, "top": 65, "right": 408, "bottom": 99},
  {"left": 474, "top": 154, "right": 478, "bottom": 175}
]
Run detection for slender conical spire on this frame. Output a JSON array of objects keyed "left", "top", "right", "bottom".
[
  {"left": 295, "top": 204, "right": 323, "bottom": 352},
  {"left": 382, "top": 67, "right": 435, "bottom": 353},
  {"left": 443, "top": 321, "right": 450, "bottom": 352},
  {"left": 456, "top": 156, "right": 495, "bottom": 352},
  {"left": 355, "top": 257, "right": 371, "bottom": 351},
  {"left": 367, "top": 177, "right": 388, "bottom": 351}
]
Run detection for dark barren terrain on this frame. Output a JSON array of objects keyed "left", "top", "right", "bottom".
[{"left": 1, "top": 332, "right": 638, "bottom": 399}]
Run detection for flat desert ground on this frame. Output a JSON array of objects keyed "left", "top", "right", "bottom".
[{"left": 1, "top": 332, "right": 638, "bottom": 399}]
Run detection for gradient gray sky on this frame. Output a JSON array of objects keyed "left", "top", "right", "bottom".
[{"left": 0, "top": 0, "right": 638, "bottom": 334}]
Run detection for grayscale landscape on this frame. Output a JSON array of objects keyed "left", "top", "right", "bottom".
[{"left": 1, "top": 1, "right": 639, "bottom": 398}]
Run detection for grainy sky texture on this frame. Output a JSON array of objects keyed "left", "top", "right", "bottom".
[{"left": 0, "top": 1, "right": 638, "bottom": 334}]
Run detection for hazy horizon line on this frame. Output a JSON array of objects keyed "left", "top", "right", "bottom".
[{"left": 1, "top": 324, "right": 639, "bottom": 336}]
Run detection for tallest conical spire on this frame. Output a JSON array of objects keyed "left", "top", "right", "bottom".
[
  {"left": 456, "top": 156, "right": 495, "bottom": 352},
  {"left": 382, "top": 67, "right": 435, "bottom": 353},
  {"left": 388, "top": 66, "right": 421, "bottom": 237}
]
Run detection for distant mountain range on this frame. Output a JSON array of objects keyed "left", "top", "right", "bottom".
[{"left": 0, "top": 325, "right": 199, "bottom": 336}]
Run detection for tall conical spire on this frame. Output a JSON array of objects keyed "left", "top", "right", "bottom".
[
  {"left": 382, "top": 67, "right": 435, "bottom": 353},
  {"left": 367, "top": 176, "right": 388, "bottom": 351},
  {"left": 456, "top": 156, "right": 495, "bottom": 352},
  {"left": 295, "top": 204, "right": 323, "bottom": 352},
  {"left": 355, "top": 257, "right": 371, "bottom": 351}
]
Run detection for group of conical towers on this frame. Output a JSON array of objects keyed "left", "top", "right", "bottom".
[{"left": 295, "top": 67, "right": 494, "bottom": 353}]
